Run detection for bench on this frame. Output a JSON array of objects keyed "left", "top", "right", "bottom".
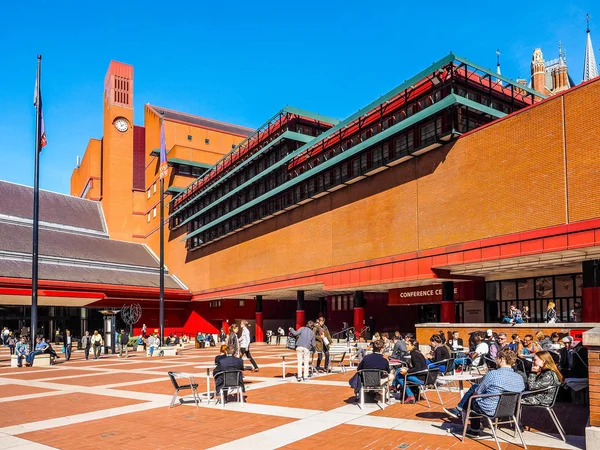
[
  {"left": 148, "top": 347, "right": 177, "bottom": 357},
  {"left": 11, "top": 353, "right": 51, "bottom": 367}
]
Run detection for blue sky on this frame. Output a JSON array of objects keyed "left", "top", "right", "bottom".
[{"left": 1, "top": 1, "right": 598, "bottom": 194}]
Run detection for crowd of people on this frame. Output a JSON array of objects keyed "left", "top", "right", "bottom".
[{"left": 502, "top": 302, "right": 583, "bottom": 324}]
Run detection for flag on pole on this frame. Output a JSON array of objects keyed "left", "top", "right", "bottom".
[
  {"left": 33, "top": 77, "right": 47, "bottom": 150},
  {"left": 159, "top": 119, "right": 168, "bottom": 179}
]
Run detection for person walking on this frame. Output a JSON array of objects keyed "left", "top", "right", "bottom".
[
  {"left": 81, "top": 331, "right": 91, "bottom": 360},
  {"left": 227, "top": 324, "right": 241, "bottom": 357},
  {"left": 91, "top": 330, "right": 103, "bottom": 359},
  {"left": 239, "top": 320, "right": 259, "bottom": 372},
  {"left": 147, "top": 333, "right": 156, "bottom": 356},
  {"left": 119, "top": 329, "right": 130, "bottom": 358},
  {"left": 546, "top": 301, "right": 557, "bottom": 323},
  {"left": 1, "top": 327, "right": 9, "bottom": 346},
  {"left": 7, "top": 333, "right": 17, "bottom": 355},
  {"left": 219, "top": 328, "right": 226, "bottom": 343},
  {"left": 62, "top": 329, "right": 73, "bottom": 361},
  {"left": 289, "top": 321, "right": 316, "bottom": 382}
]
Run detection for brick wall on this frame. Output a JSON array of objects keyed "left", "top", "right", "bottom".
[{"left": 590, "top": 346, "right": 600, "bottom": 427}]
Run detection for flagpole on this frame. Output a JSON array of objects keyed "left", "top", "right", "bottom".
[{"left": 31, "top": 54, "right": 42, "bottom": 350}]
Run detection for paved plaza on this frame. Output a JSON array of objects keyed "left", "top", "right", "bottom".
[{"left": 0, "top": 343, "right": 588, "bottom": 450}]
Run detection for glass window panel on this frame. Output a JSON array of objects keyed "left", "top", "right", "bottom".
[
  {"left": 337, "top": 297, "right": 342, "bottom": 311},
  {"left": 486, "top": 282, "right": 500, "bottom": 301},
  {"left": 517, "top": 279, "right": 534, "bottom": 299},
  {"left": 501, "top": 281, "right": 517, "bottom": 301},
  {"left": 575, "top": 274, "right": 583, "bottom": 297},
  {"left": 555, "top": 275, "right": 574, "bottom": 297},
  {"left": 535, "top": 277, "right": 553, "bottom": 298}
]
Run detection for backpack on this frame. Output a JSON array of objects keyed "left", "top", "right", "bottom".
[{"left": 487, "top": 340, "right": 501, "bottom": 359}]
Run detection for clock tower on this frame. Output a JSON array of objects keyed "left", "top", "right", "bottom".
[{"left": 101, "top": 61, "right": 139, "bottom": 241}]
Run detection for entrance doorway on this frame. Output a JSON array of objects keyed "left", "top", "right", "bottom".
[{"left": 418, "top": 304, "right": 440, "bottom": 323}]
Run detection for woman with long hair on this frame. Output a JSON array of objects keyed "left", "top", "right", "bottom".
[
  {"left": 546, "top": 301, "right": 557, "bottom": 323},
  {"left": 227, "top": 324, "right": 241, "bottom": 357},
  {"left": 521, "top": 350, "right": 563, "bottom": 405},
  {"left": 239, "top": 320, "right": 259, "bottom": 372},
  {"left": 215, "top": 344, "right": 228, "bottom": 365}
]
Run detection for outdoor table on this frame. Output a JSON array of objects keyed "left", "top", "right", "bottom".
[
  {"left": 438, "top": 373, "right": 483, "bottom": 397},
  {"left": 276, "top": 354, "right": 289, "bottom": 380},
  {"left": 449, "top": 347, "right": 468, "bottom": 357}
]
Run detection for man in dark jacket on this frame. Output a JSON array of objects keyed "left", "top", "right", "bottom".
[
  {"left": 352, "top": 339, "right": 391, "bottom": 398},
  {"left": 214, "top": 345, "right": 245, "bottom": 395},
  {"left": 119, "top": 329, "right": 130, "bottom": 358},
  {"left": 62, "top": 330, "right": 73, "bottom": 361}
]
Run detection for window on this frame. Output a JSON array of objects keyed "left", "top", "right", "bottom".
[
  {"left": 232, "top": 144, "right": 236, "bottom": 149},
  {"left": 205, "top": 138, "right": 210, "bottom": 144},
  {"left": 179, "top": 165, "right": 190, "bottom": 175},
  {"left": 153, "top": 183, "right": 157, "bottom": 193},
  {"left": 209, "top": 300, "right": 222, "bottom": 308},
  {"left": 192, "top": 167, "right": 202, "bottom": 177},
  {"left": 238, "top": 300, "right": 245, "bottom": 308},
  {"left": 147, "top": 213, "right": 151, "bottom": 222},
  {"left": 342, "top": 296, "right": 349, "bottom": 311},
  {"left": 337, "top": 296, "right": 342, "bottom": 311},
  {"left": 147, "top": 189, "right": 151, "bottom": 199},
  {"left": 187, "top": 135, "right": 192, "bottom": 141},
  {"left": 153, "top": 207, "right": 157, "bottom": 218}
]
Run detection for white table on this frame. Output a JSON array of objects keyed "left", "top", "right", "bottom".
[{"left": 438, "top": 373, "right": 483, "bottom": 397}]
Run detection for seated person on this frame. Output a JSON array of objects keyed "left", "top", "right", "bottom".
[
  {"left": 502, "top": 305, "right": 523, "bottom": 324},
  {"left": 521, "top": 350, "right": 563, "bottom": 406},
  {"left": 519, "top": 334, "right": 541, "bottom": 358},
  {"left": 497, "top": 333, "right": 510, "bottom": 351},
  {"left": 456, "top": 334, "right": 488, "bottom": 369},
  {"left": 15, "top": 337, "right": 29, "bottom": 367},
  {"left": 173, "top": 334, "right": 180, "bottom": 345},
  {"left": 353, "top": 339, "right": 391, "bottom": 398},
  {"left": 427, "top": 334, "right": 449, "bottom": 372},
  {"left": 444, "top": 349, "right": 525, "bottom": 437},
  {"left": 559, "top": 336, "right": 588, "bottom": 378},
  {"left": 208, "top": 334, "right": 216, "bottom": 347},
  {"left": 447, "top": 331, "right": 464, "bottom": 353},
  {"left": 41, "top": 338, "right": 59, "bottom": 362},
  {"left": 26, "top": 337, "right": 48, "bottom": 366},
  {"left": 509, "top": 334, "right": 521, "bottom": 352},
  {"left": 165, "top": 335, "right": 172, "bottom": 346},
  {"left": 214, "top": 345, "right": 244, "bottom": 395},
  {"left": 393, "top": 338, "right": 427, "bottom": 403},
  {"left": 215, "top": 344, "right": 228, "bottom": 365},
  {"left": 390, "top": 334, "right": 407, "bottom": 361}
]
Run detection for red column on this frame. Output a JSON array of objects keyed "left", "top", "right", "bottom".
[
  {"left": 441, "top": 281, "right": 456, "bottom": 323},
  {"left": 583, "top": 288, "right": 600, "bottom": 322},
  {"left": 296, "top": 310, "right": 305, "bottom": 330},
  {"left": 255, "top": 312, "right": 264, "bottom": 343},
  {"left": 353, "top": 307, "right": 364, "bottom": 332}
]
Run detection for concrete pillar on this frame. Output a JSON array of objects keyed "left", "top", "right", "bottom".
[
  {"left": 353, "top": 291, "right": 365, "bottom": 336},
  {"left": 582, "top": 327, "right": 600, "bottom": 447},
  {"left": 441, "top": 281, "right": 456, "bottom": 323},
  {"left": 296, "top": 291, "right": 305, "bottom": 329},
  {"left": 255, "top": 295, "right": 264, "bottom": 343}
]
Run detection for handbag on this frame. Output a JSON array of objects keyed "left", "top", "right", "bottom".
[
  {"left": 323, "top": 336, "right": 330, "bottom": 346},
  {"left": 286, "top": 334, "right": 297, "bottom": 350}
]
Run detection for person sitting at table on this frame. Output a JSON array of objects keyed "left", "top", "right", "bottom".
[
  {"left": 427, "top": 334, "right": 449, "bottom": 372},
  {"left": 438, "top": 330, "right": 446, "bottom": 345},
  {"left": 497, "top": 333, "right": 510, "bottom": 351},
  {"left": 215, "top": 344, "right": 228, "bottom": 365},
  {"left": 447, "top": 331, "right": 463, "bottom": 352},
  {"left": 390, "top": 333, "right": 407, "bottom": 361},
  {"left": 519, "top": 334, "right": 540, "bottom": 357},
  {"left": 444, "top": 349, "right": 525, "bottom": 438},
  {"left": 393, "top": 338, "right": 427, "bottom": 403},
  {"left": 455, "top": 333, "right": 488, "bottom": 370},
  {"left": 509, "top": 333, "right": 521, "bottom": 352},
  {"left": 559, "top": 336, "right": 588, "bottom": 378},
  {"left": 521, "top": 350, "right": 563, "bottom": 406},
  {"left": 214, "top": 345, "right": 245, "bottom": 396}
]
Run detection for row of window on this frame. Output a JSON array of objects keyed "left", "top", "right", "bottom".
[
  {"left": 331, "top": 295, "right": 354, "bottom": 312},
  {"left": 209, "top": 300, "right": 246, "bottom": 309},
  {"left": 146, "top": 207, "right": 157, "bottom": 223},
  {"left": 178, "top": 165, "right": 205, "bottom": 177}
]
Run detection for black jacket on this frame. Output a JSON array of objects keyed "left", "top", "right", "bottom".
[
  {"left": 214, "top": 355, "right": 244, "bottom": 392},
  {"left": 357, "top": 352, "right": 390, "bottom": 373},
  {"left": 407, "top": 350, "right": 428, "bottom": 381},
  {"left": 448, "top": 338, "right": 464, "bottom": 350},
  {"left": 120, "top": 332, "right": 130, "bottom": 345},
  {"left": 432, "top": 345, "right": 450, "bottom": 363}
]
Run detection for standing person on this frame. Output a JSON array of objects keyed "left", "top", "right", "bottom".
[
  {"left": 1, "top": 327, "right": 9, "bottom": 346},
  {"left": 7, "top": 333, "right": 17, "bottom": 355},
  {"left": 289, "top": 321, "right": 316, "bottom": 382},
  {"left": 314, "top": 317, "right": 332, "bottom": 372},
  {"left": 522, "top": 306, "right": 531, "bottom": 323},
  {"left": 81, "top": 331, "right": 91, "bottom": 360},
  {"left": 91, "top": 330, "right": 103, "bottom": 359},
  {"left": 62, "top": 329, "right": 72, "bottom": 361},
  {"left": 219, "top": 328, "right": 226, "bottom": 343},
  {"left": 15, "top": 337, "right": 28, "bottom": 367},
  {"left": 227, "top": 324, "right": 241, "bottom": 357},
  {"left": 141, "top": 324, "right": 147, "bottom": 338},
  {"left": 546, "top": 302, "right": 557, "bottom": 323},
  {"left": 239, "top": 320, "right": 259, "bottom": 372},
  {"left": 444, "top": 349, "right": 525, "bottom": 438},
  {"left": 119, "top": 329, "right": 130, "bottom": 358},
  {"left": 277, "top": 327, "right": 284, "bottom": 345},
  {"left": 115, "top": 330, "right": 121, "bottom": 355},
  {"left": 147, "top": 333, "right": 156, "bottom": 356}
]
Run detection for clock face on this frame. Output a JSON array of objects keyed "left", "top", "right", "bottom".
[{"left": 114, "top": 118, "right": 129, "bottom": 132}]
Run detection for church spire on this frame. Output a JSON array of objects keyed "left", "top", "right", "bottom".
[{"left": 583, "top": 13, "right": 599, "bottom": 81}]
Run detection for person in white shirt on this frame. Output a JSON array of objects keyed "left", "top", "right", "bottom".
[
  {"left": 239, "top": 321, "right": 259, "bottom": 372},
  {"left": 277, "top": 327, "right": 285, "bottom": 345},
  {"left": 470, "top": 334, "right": 489, "bottom": 367},
  {"left": 147, "top": 334, "right": 156, "bottom": 357}
]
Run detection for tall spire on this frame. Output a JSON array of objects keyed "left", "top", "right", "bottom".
[
  {"left": 583, "top": 13, "right": 599, "bottom": 81},
  {"left": 496, "top": 48, "right": 501, "bottom": 77}
]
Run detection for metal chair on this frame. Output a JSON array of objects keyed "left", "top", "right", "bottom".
[
  {"left": 357, "top": 369, "right": 389, "bottom": 410},
  {"left": 167, "top": 371, "right": 201, "bottom": 408},
  {"left": 520, "top": 385, "right": 565, "bottom": 442},
  {"left": 328, "top": 350, "right": 347, "bottom": 373},
  {"left": 403, "top": 367, "right": 442, "bottom": 407},
  {"left": 217, "top": 370, "right": 244, "bottom": 408},
  {"left": 461, "top": 392, "right": 527, "bottom": 450},
  {"left": 484, "top": 355, "right": 498, "bottom": 370},
  {"left": 431, "top": 358, "right": 455, "bottom": 391}
]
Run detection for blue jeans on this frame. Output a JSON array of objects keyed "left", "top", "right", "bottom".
[
  {"left": 427, "top": 362, "right": 446, "bottom": 373},
  {"left": 503, "top": 317, "right": 522, "bottom": 324},
  {"left": 454, "top": 357, "right": 471, "bottom": 367},
  {"left": 394, "top": 374, "right": 423, "bottom": 398},
  {"left": 17, "top": 353, "right": 27, "bottom": 366},
  {"left": 26, "top": 350, "right": 42, "bottom": 365}
]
